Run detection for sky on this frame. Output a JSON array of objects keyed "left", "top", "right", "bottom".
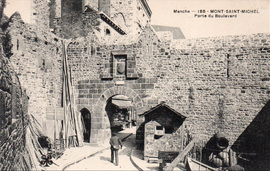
[
  {"left": 4, "top": 0, "right": 270, "bottom": 39},
  {"left": 148, "top": 0, "right": 270, "bottom": 38},
  {"left": 4, "top": 0, "right": 31, "bottom": 23}
]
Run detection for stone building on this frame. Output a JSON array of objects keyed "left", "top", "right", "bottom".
[
  {"left": 31, "top": 0, "right": 152, "bottom": 38},
  {"left": 138, "top": 102, "right": 187, "bottom": 160},
  {"left": 1, "top": 0, "right": 270, "bottom": 169}
]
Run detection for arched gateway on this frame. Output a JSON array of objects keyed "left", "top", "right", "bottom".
[{"left": 89, "top": 86, "right": 143, "bottom": 145}]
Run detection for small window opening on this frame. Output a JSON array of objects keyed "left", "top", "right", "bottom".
[
  {"left": 17, "top": 39, "right": 19, "bottom": 50},
  {"left": 91, "top": 46, "right": 95, "bottom": 56},
  {"left": 156, "top": 126, "right": 163, "bottom": 130},
  {"left": 105, "top": 29, "right": 111, "bottom": 35},
  {"left": 155, "top": 126, "right": 164, "bottom": 139}
]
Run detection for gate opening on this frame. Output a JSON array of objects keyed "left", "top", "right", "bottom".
[{"left": 105, "top": 95, "right": 135, "bottom": 133}]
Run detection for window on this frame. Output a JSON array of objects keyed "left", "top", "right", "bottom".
[
  {"left": 156, "top": 126, "right": 163, "bottom": 130},
  {"left": 105, "top": 29, "right": 111, "bottom": 35},
  {"left": 154, "top": 125, "right": 164, "bottom": 139},
  {"left": 17, "top": 39, "right": 19, "bottom": 50}
]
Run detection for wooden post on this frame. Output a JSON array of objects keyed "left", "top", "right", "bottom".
[{"left": 164, "top": 137, "right": 198, "bottom": 171}]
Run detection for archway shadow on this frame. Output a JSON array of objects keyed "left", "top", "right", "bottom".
[
  {"left": 231, "top": 100, "right": 270, "bottom": 170},
  {"left": 80, "top": 108, "right": 91, "bottom": 143}
]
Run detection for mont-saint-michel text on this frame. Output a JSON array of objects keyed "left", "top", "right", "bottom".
[{"left": 173, "top": 9, "right": 260, "bottom": 18}]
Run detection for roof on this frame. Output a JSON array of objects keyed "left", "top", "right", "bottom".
[
  {"left": 99, "top": 12, "right": 126, "bottom": 35},
  {"left": 84, "top": 6, "right": 126, "bottom": 35},
  {"left": 138, "top": 102, "right": 187, "bottom": 119},
  {"left": 151, "top": 25, "right": 185, "bottom": 39},
  {"left": 138, "top": 0, "right": 152, "bottom": 18},
  {"left": 84, "top": 6, "right": 97, "bottom": 13}
]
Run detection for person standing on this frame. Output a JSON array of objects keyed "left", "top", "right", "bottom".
[{"left": 109, "top": 132, "right": 123, "bottom": 166}]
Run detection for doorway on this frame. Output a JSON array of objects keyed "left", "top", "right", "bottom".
[
  {"left": 105, "top": 95, "right": 134, "bottom": 133},
  {"left": 80, "top": 108, "right": 91, "bottom": 142}
]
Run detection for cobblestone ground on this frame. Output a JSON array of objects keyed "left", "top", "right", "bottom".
[{"left": 66, "top": 131, "right": 138, "bottom": 170}]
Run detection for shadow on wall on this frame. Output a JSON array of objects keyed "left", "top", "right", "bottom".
[{"left": 231, "top": 100, "right": 270, "bottom": 170}]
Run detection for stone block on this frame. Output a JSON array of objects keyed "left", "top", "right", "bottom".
[
  {"left": 149, "top": 78, "right": 158, "bottom": 83},
  {"left": 137, "top": 78, "right": 146, "bottom": 83},
  {"left": 79, "top": 90, "right": 88, "bottom": 94},
  {"left": 127, "top": 73, "right": 139, "bottom": 79},
  {"left": 105, "top": 83, "right": 114, "bottom": 89},
  {"left": 85, "top": 84, "right": 96, "bottom": 89},
  {"left": 92, "top": 122, "right": 103, "bottom": 129},
  {"left": 90, "top": 80, "right": 100, "bottom": 83},
  {"left": 133, "top": 96, "right": 141, "bottom": 104},
  {"left": 141, "top": 84, "right": 154, "bottom": 89},
  {"left": 92, "top": 94, "right": 100, "bottom": 98},
  {"left": 78, "top": 85, "right": 85, "bottom": 89},
  {"left": 121, "top": 87, "right": 128, "bottom": 95},
  {"left": 100, "top": 73, "right": 113, "bottom": 80},
  {"left": 92, "top": 117, "right": 103, "bottom": 122},
  {"left": 91, "top": 129, "right": 99, "bottom": 135},
  {"left": 78, "top": 80, "right": 89, "bottom": 84},
  {"left": 127, "top": 61, "right": 136, "bottom": 68},
  {"left": 96, "top": 84, "right": 104, "bottom": 89},
  {"left": 90, "top": 138, "right": 98, "bottom": 144},
  {"left": 78, "top": 98, "right": 88, "bottom": 104},
  {"left": 89, "top": 89, "right": 98, "bottom": 93},
  {"left": 127, "top": 84, "right": 141, "bottom": 89},
  {"left": 127, "top": 68, "right": 135, "bottom": 74}
]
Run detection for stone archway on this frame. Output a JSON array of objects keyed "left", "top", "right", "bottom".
[{"left": 90, "top": 86, "right": 143, "bottom": 145}]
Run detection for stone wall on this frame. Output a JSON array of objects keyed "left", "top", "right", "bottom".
[
  {"left": 4, "top": 6, "right": 270, "bottom": 153},
  {"left": 109, "top": 0, "right": 150, "bottom": 35},
  {"left": 65, "top": 26, "right": 270, "bottom": 147},
  {"left": 7, "top": 13, "right": 63, "bottom": 139},
  {"left": 0, "top": 45, "right": 30, "bottom": 170},
  {"left": 31, "top": 0, "right": 50, "bottom": 30},
  {"left": 30, "top": 0, "right": 151, "bottom": 37}
]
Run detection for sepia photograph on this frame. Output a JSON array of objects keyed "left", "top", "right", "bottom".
[{"left": 0, "top": 0, "right": 270, "bottom": 170}]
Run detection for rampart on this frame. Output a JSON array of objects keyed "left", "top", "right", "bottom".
[
  {"left": 66, "top": 27, "right": 270, "bottom": 146},
  {"left": 5, "top": 12, "right": 270, "bottom": 148}
]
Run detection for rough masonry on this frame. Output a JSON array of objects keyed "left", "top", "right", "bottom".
[{"left": 0, "top": 44, "right": 29, "bottom": 170}]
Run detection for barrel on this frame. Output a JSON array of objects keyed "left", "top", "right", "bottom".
[{"left": 214, "top": 133, "right": 229, "bottom": 150}]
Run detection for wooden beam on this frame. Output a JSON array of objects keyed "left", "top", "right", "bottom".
[{"left": 164, "top": 137, "right": 198, "bottom": 171}]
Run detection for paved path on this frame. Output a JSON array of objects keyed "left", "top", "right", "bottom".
[{"left": 64, "top": 128, "right": 138, "bottom": 170}]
